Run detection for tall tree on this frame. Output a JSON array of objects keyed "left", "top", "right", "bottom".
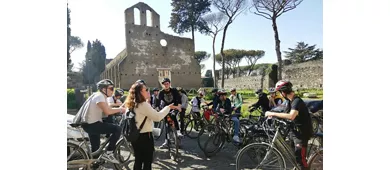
[
  {"left": 67, "top": 4, "right": 71, "bottom": 70},
  {"left": 82, "top": 40, "right": 106, "bottom": 85},
  {"left": 67, "top": 4, "right": 84, "bottom": 72},
  {"left": 244, "top": 50, "right": 265, "bottom": 75},
  {"left": 284, "top": 42, "right": 323, "bottom": 63},
  {"left": 194, "top": 51, "right": 211, "bottom": 64},
  {"left": 203, "top": 12, "right": 227, "bottom": 88},
  {"left": 251, "top": 0, "right": 304, "bottom": 80},
  {"left": 69, "top": 36, "right": 84, "bottom": 54},
  {"left": 213, "top": 0, "right": 248, "bottom": 88},
  {"left": 169, "top": 0, "right": 211, "bottom": 49}
]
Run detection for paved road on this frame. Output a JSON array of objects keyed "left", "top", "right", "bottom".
[{"left": 104, "top": 132, "right": 240, "bottom": 170}]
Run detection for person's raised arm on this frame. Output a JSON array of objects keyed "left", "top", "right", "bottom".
[{"left": 138, "top": 102, "right": 174, "bottom": 121}]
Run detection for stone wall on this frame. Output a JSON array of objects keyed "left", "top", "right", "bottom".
[
  {"left": 217, "top": 60, "right": 323, "bottom": 90},
  {"left": 282, "top": 59, "right": 323, "bottom": 89},
  {"left": 101, "top": 2, "right": 201, "bottom": 90}
]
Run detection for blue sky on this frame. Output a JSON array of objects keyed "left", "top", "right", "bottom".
[{"left": 68, "top": 0, "right": 322, "bottom": 72}]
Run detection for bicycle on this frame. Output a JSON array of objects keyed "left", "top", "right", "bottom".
[
  {"left": 67, "top": 114, "right": 133, "bottom": 170},
  {"left": 201, "top": 112, "right": 247, "bottom": 157},
  {"left": 184, "top": 105, "right": 216, "bottom": 139},
  {"left": 240, "top": 107, "right": 265, "bottom": 126},
  {"left": 161, "top": 109, "right": 181, "bottom": 161},
  {"left": 235, "top": 117, "right": 321, "bottom": 170}
]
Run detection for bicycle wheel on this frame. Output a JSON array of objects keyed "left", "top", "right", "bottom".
[
  {"left": 67, "top": 142, "right": 89, "bottom": 170},
  {"left": 154, "top": 119, "right": 165, "bottom": 140},
  {"left": 167, "top": 126, "right": 180, "bottom": 161},
  {"left": 203, "top": 132, "right": 225, "bottom": 158},
  {"left": 113, "top": 138, "right": 134, "bottom": 170},
  {"left": 311, "top": 117, "right": 319, "bottom": 133},
  {"left": 184, "top": 118, "right": 203, "bottom": 139},
  {"left": 197, "top": 124, "right": 219, "bottom": 152},
  {"left": 308, "top": 149, "right": 323, "bottom": 170},
  {"left": 236, "top": 143, "right": 286, "bottom": 170}
]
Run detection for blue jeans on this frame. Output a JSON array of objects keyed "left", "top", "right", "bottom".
[{"left": 231, "top": 106, "right": 241, "bottom": 137}]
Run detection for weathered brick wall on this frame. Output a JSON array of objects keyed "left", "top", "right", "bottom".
[
  {"left": 217, "top": 60, "right": 323, "bottom": 90},
  {"left": 282, "top": 60, "right": 323, "bottom": 89}
]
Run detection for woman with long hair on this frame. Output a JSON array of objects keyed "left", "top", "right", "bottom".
[{"left": 124, "top": 82, "right": 178, "bottom": 170}]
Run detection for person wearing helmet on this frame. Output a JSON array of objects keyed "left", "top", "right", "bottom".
[
  {"left": 268, "top": 87, "right": 284, "bottom": 109},
  {"left": 229, "top": 88, "right": 243, "bottom": 143},
  {"left": 265, "top": 80, "right": 313, "bottom": 170},
  {"left": 107, "top": 89, "right": 125, "bottom": 108},
  {"left": 77, "top": 79, "right": 126, "bottom": 164},
  {"left": 103, "top": 88, "right": 125, "bottom": 130},
  {"left": 150, "top": 88, "right": 160, "bottom": 109},
  {"left": 249, "top": 89, "right": 271, "bottom": 115},
  {"left": 177, "top": 87, "right": 189, "bottom": 135},
  {"left": 206, "top": 88, "right": 220, "bottom": 111},
  {"left": 158, "top": 78, "right": 183, "bottom": 148},
  {"left": 136, "top": 79, "right": 146, "bottom": 85},
  {"left": 190, "top": 90, "right": 209, "bottom": 128},
  {"left": 215, "top": 90, "right": 240, "bottom": 143}
]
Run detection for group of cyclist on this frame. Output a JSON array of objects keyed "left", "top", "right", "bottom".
[{"left": 75, "top": 77, "right": 314, "bottom": 170}]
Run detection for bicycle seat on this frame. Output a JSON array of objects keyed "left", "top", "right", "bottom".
[{"left": 69, "top": 123, "right": 83, "bottom": 128}]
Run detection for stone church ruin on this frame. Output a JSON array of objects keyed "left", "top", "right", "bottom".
[{"left": 101, "top": 2, "right": 201, "bottom": 90}]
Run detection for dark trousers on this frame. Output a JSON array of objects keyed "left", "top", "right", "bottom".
[
  {"left": 102, "top": 115, "right": 115, "bottom": 138},
  {"left": 179, "top": 109, "right": 186, "bottom": 133},
  {"left": 81, "top": 121, "right": 121, "bottom": 152},
  {"left": 131, "top": 132, "right": 154, "bottom": 170},
  {"left": 290, "top": 131, "right": 309, "bottom": 169}
]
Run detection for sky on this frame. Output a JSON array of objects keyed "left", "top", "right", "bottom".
[{"left": 68, "top": 0, "right": 322, "bottom": 73}]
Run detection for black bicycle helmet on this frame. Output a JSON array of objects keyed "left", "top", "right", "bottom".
[
  {"left": 255, "top": 89, "right": 263, "bottom": 94},
  {"left": 153, "top": 88, "right": 159, "bottom": 92},
  {"left": 275, "top": 80, "right": 293, "bottom": 93},
  {"left": 96, "top": 79, "right": 114, "bottom": 89},
  {"left": 161, "top": 78, "right": 171, "bottom": 84},
  {"left": 218, "top": 89, "right": 227, "bottom": 96},
  {"left": 114, "top": 89, "right": 125, "bottom": 96},
  {"left": 211, "top": 88, "right": 218, "bottom": 93},
  {"left": 136, "top": 79, "right": 146, "bottom": 85}
]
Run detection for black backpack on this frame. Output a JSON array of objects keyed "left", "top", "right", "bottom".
[
  {"left": 195, "top": 96, "right": 201, "bottom": 110},
  {"left": 122, "top": 108, "right": 147, "bottom": 143}
]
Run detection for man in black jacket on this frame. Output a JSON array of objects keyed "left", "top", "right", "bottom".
[
  {"left": 249, "top": 89, "right": 271, "bottom": 115},
  {"left": 265, "top": 80, "right": 313, "bottom": 170},
  {"left": 158, "top": 78, "right": 182, "bottom": 148}
]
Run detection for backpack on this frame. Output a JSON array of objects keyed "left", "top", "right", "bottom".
[
  {"left": 195, "top": 96, "right": 201, "bottom": 110},
  {"left": 122, "top": 108, "right": 147, "bottom": 143},
  {"left": 237, "top": 93, "right": 244, "bottom": 103}
]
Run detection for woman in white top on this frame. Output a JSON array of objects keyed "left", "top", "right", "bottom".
[{"left": 123, "top": 82, "right": 179, "bottom": 170}]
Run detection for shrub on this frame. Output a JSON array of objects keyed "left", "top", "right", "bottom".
[{"left": 67, "top": 89, "right": 78, "bottom": 109}]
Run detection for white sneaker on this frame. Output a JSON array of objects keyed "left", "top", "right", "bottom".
[
  {"left": 233, "top": 135, "right": 240, "bottom": 143},
  {"left": 101, "top": 152, "right": 120, "bottom": 164},
  {"left": 177, "top": 131, "right": 184, "bottom": 137}
]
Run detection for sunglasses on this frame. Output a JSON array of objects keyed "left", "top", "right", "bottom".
[{"left": 107, "top": 86, "right": 114, "bottom": 91}]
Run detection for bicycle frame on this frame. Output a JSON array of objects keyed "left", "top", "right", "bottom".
[
  {"left": 68, "top": 114, "right": 132, "bottom": 164},
  {"left": 260, "top": 120, "right": 301, "bottom": 169}
]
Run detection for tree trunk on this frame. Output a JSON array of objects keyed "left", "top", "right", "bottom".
[
  {"left": 272, "top": 17, "right": 283, "bottom": 80},
  {"left": 220, "top": 21, "right": 231, "bottom": 88},
  {"left": 212, "top": 34, "right": 217, "bottom": 88}
]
